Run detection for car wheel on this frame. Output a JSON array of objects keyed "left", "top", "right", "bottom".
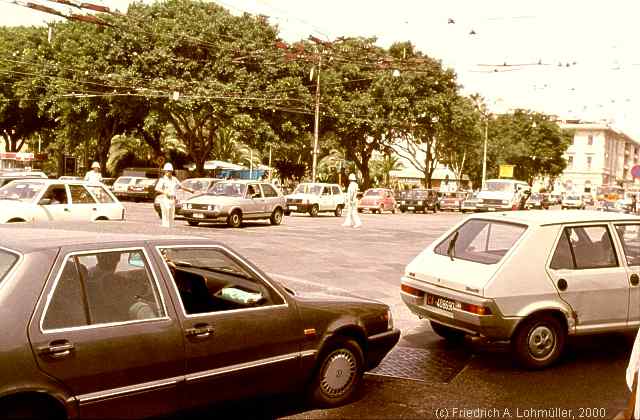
[
  {"left": 270, "top": 208, "right": 283, "bottom": 225},
  {"left": 227, "top": 211, "right": 243, "bottom": 228},
  {"left": 391, "top": 207, "right": 396, "bottom": 214},
  {"left": 433, "top": 206, "right": 437, "bottom": 214},
  {"left": 334, "top": 205, "right": 343, "bottom": 217},
  {"left": 309, "top": 338, "right": 364, "bottom": 408},
  {"left": 378, "top": 205, "right": 384, "bottom": 214},
  {"left": 512, "top": 314, "right": 566, "bottom": 369},
  {"left": 400, "top": 209, "right": 406, "bottom": 213},
  {"left": 2, "top": 394, "right": 66, "bottom": 420},
  {"left": 309, "top": 204, "right": 319, "bottom": 217},
  {"left": 430, "top": 321, "right": 466, "bottom": 342},
  {"left": 187, "top": 220, "right": 199, "bottom": 227}
]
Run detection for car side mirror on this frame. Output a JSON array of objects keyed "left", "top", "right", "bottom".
[{"left": 39, "top": 198, "right": 52, "bottom": 205}]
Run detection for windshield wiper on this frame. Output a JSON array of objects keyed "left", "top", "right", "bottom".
[{"left": 447, "top": 231, "right": 459, "bottom": 261}]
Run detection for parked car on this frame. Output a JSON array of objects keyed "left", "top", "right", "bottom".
[
  {"left": 600, "top": 199, "right": 633, "bottom": 214},
  {"left": 58, "top": 176, "right": 84, "bottom": 181},
  {"left": 438, "top": 192, "right": 468, "bottom": 212},
  {"left": 0, "top": 179, "right": 124, "bottom": 223},
  {"left": 398, "top": 189, "right": 439, "bottom": 213},
  {"left": 475, "top": 179, "right": 530, "bottom": 212},
  {"left": 401, "top": 210, "right": 640, "bottom": 369},
  {"left": 460, "top": 192, "right": 481, "bottom": 213},
  {"left": 285, "top": 183, "right": 345, "bottom": 217},
  {"left": 112, "top": 176, "right": 146, "bottom": 200},
  {"left": 550, "top": 192, "right": 563, "bottom": 205},
  {"left": 526, "top": 193, "right": 551, "bottom": 210},
  {"left": 154, "top": 177, "right": 222, "bottom": 218},
  {"left": 0, "top": 169, "right": 47, "bottom": 179},
  {"left": 357, "top": 188, "right": 396, "bottom": 214},
  {"left": 101, "top": 177, "right": 116, "bottom": 191},
  {"left": 0, "top": 227, "right": 399, "bottom": 418},
  {"left": 0, "top": 172, "right": 48, "bottom": 188},
  {"left": 182, "top": 180, "right": 286, "bottom": 227},
  {"left": 561, "top": 194, "right": 585, "bottom": 210},
  {"left": 582, "top": 194, "right": 595, "bottom": 206},
  {"left": 126, "top": 178, "right": 159, "bottom": 202}
]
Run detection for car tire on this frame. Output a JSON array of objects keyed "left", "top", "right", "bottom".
[
  {"left": 309, "top": 204, "right": 319, "bottom": 217},
  {"left": 187, "top": 220, "right": 199, "bottom": 227},
  {"left": 309, "top": 338, "right": 364, "bottom": 408},
  {"left": 227, "top": 211, "right": 242, "bottom": 228},
  {"left": 270, "top": 208, "right": 283, "bottom": 225},
  {"left": 512, "top": 314, "right": 566, "bottom": 369},
  {"left": 430, "top": 321, "right": 466, "bottom": 342},
  {"left": 334, "top": 205, "right": 343, "bottom": 217},
  {"left": 2, "top": 395, "right": 66, "bottom": 420}
]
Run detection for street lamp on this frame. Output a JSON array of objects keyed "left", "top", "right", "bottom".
[{"left": 482, "top": 115, "right": 488, "bottom": 187}]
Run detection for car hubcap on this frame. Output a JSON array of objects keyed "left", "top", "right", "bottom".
[
  {"left": 528, "top": 325, "right": 555, "bottom": 360},
  {"left": 320, "top": 349, "right": 356, "bottom": 397},
  {"left": 275, "top": 211, "right": 282, "bottom": 222},
  {"left": 232, "top": 215, "right": 239, "bottom": 225}
]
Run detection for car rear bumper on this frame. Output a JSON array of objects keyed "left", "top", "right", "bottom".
[
  {"left": 365, "top": 329, "right": 401, "bottom": 370},
  {"left": 182, "top": 209, "right": 228, "bottom": 222},
  {"left": 400, "top": 277, "right": 519, "bottom": 340}
]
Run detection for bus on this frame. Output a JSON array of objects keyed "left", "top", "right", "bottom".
[{"left": 596, "top": 185, "right": 624, "bottom": 204}]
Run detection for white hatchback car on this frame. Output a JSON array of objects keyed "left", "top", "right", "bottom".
[
  {"left": 0, "top": 179, "right": 125, "bottom": 223},
  {"left": 285, "top": 183, "right": 345, "bottom": 217},
  {"left": 401, "top": 210, "right": 640, "bottom": 368}
]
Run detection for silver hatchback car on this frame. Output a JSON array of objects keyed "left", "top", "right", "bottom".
[{"left": 181, "top": 180, "right": 286, "bottom": 228}]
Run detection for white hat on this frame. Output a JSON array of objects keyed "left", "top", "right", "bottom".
[
  {"left": 91, "top": 161, "right": 100, "bottom": 169},
  {"left": 348, "top": 173, "right": 356, "bottom": 181},
  {"left": 163, "top": 163, "right": 174, "bottom": 171}
]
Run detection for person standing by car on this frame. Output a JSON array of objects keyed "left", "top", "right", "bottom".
[
  {"left": 622, "top": 329, "right": 640, "bottom": 420},
  {"left": 342, "top": 173, "right": 362, "bottom": 228},
  {"left": 155, "top": 163, "right": 181, "bottom": 228},
  {"left": 84, "top": 161, "right": 103, "bottom": 184}
]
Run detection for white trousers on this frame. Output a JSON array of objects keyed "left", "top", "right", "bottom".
[
  {"left": 159, "top": 197, "right": 175, "bottom": 228},
  {"left": 342, "top": 206, "right": 362, "bottom": 227}
]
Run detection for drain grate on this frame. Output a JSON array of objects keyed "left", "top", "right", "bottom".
[{"left": 367, "top": 346, "right": 471, "bottom": 383}]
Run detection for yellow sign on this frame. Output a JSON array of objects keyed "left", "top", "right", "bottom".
[{"left": 499, "top": 165, "right": 514, "bottom": 178}]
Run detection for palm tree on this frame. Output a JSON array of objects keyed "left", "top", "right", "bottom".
[
  {"left": 317, "top": 148, "right": 347, "bottom": 183},
  {"left": 211, "top": 127, "right": 261, "bottom": 169},
  {"left": 370, "top": 154, "right": 404, "bottom": 187}
]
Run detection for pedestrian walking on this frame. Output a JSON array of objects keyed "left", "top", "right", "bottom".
[
  {"left": 342, "top": 173, "right": 362, "bottom": 228},
  {"left": 84, "top": 161, "right": 103, "bottom": 184},
  {"left": 155, "top": 163, "right": 181, "bottom": 228},
  {"left": 620, "top": 329, "right": 640, "bottom": 420}
]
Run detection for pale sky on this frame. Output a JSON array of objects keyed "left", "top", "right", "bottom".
[{"left": 3, "top": 0, "right": 640, "bottom": 137}]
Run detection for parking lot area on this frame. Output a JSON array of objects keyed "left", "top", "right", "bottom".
[{"left": 52, "top": 204, "right": 635, "bottom": 418}]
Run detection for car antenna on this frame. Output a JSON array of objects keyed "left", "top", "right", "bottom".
[{"left": 447, "top": 231, "right": 459, "bottom": 261}]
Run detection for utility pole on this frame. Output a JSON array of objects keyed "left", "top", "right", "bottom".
[
  {"left": 482, "top": 116, "right": 488, "bottom": 187},
  {"left": 312, "top": 52, "right": 322, "bottom": 182}
]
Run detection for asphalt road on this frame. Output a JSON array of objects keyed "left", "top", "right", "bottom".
[{"left": 56, "top": 204, "right": 639, "bottom": 419}]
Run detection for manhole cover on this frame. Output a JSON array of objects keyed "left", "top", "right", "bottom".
[{"left": 367, "top": 346, "right": 471, "bottom": 383}]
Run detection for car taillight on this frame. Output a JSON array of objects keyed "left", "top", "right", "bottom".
[
  {"left": 401, "top": 284, "right": 425, "bottom": 298},
  {"left": 459, "top": 303, "right": 492, "bottom": 315}
]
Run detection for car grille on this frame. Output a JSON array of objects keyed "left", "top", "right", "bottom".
[
  {"left": 191, "top": 204, "right": 210, "bottom": 210},
  {"left": 482, "top": 199, "right": 504, "bottom": 205},
  {"left": 287, "top": 199, "right": 302, "bottom": 204}
]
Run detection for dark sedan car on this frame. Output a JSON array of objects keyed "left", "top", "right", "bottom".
[
  {"left": 0, "top": 227, "right": 399, "bottom": 419},
  {"left": 398, "top": 189, "right": 439, "bottom": 213}
]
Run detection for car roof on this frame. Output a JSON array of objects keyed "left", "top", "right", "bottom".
[
  {"left": 4, "top": 179, "right": 102, "bottom": 186},
  {"left": 0, "top": 226, "right": 210, "bottom": 254},
  {"left": 466, "top": 210, "right": 640, "bottom": 227}
]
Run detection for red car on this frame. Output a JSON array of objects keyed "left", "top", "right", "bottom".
[
  {"left": 438, "top": 192, "right": 468, "bottom": 211},
  {"left": 358, "top": 188, "right": 397, "bottom": 214}
]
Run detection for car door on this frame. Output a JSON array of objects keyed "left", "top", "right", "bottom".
[
  {"left": 260, "top": 183, "right": 280, "bottom": 215},
  {"left": 243, "top": 183, "right": 262, "bottom": 218},
  {"left": 68, "top": 184, "right": 99, "bottom": 221},
  {"left": 546, "top": 224, "right": 629, "bottom": 332},
  {"left": 28, "top": 247, "right": 184, "bottom": 419},
  {"left": 612, "top": 223, "right": 640, "bottom": 326},
  {"left": 86, "top": 184, "right": 123, "bottom": 220},
  {"left": 153, "top": 245, "right": 304, "bottom": 410},
  {"left": 319, "top": 186, "right": 333, "bottom": 211},
  {"left": 38, "top": 184, "right": 75, "bottom": 221}
]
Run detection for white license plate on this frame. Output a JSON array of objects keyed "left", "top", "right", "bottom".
[
  {"left": 289, "top": 205, "right": 297, "bottom": 210},
  {"left": 408, "top": 206, "right": 414, "bottom": 210},
  {"left": 435, "top": 297, "right": 456, "bottom": 312},
  {"left": 488, "top": 207, "right": 495, "bottom": 211},
  {"left": 193, "top": 213, "right": 204, "bottom": 219}
]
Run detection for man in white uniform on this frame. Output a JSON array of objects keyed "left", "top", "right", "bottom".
[
  {"left": 155, "top": 163, "right": 181, "bottom": 228},
  {"left": 84, "top": 161, "right": 103, "bottom": 184},
  {"left": 342, "top": 173, "right": 362, "bottom": 228},
  {"left": 626, "top": 330, "right": 640, "bottom": 419}
]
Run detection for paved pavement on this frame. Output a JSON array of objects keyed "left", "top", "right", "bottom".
[{"left": 40, "top": 204, "right": 637, "bottom": 418}]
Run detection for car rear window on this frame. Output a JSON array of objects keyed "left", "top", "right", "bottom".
[
  {"left": 115, "top": 177, "right": 131, "bottom": 185},
  {"left": 435, "top": 219, "right": 527, "bottom": 265},
  {"left": 0, "top": 249, "right": 19, "bottom": 283}
]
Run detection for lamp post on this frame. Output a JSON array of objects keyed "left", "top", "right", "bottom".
[
  {"left": 482, "top": 116, "right": 488, "bottom": 187},
  {"left": 311, "top": 53, "right": 322, "bottom": 182}
]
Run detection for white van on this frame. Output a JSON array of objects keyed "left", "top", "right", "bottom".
[{"left": 475, "top": 179, "right": 530, "bottom": 211}]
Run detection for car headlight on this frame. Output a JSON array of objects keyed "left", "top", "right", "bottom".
[
  {"left": 502, "top": 200, "right": 509, "bottom": 204},
  {"left": 184, "top": 203, "right": 190, "bottom": 210},
  {"left": 418, "top": 200, "right": 423, "bottom": 205}
]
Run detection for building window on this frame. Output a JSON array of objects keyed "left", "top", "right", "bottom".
[
  {"left": 567, "top": 156, "right": 573, "bottom": 168},
  {"left": 587, "top": 156, "right": 592, "bottom": 170},
  {"left": 588, "top": 135, "right": 593, "bottom": 145}
]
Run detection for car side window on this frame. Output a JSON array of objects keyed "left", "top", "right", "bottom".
[
  {"left": 322, "top": 187, "right": 331, "bottom": 195},
  {"left": 332, "top": 186, "right": 341, "bottom": 195},
  {"left": 615, "top": 224, "right": 640, "bottom": 266},
  {"left": 260, "top": 184, "right": 278, "bottom": 198},
  {"left": 41, "top": 185, "right": 68, "bottom": 205},
  {"left": 159, "top": 247, "right": 285, "bottom": 315},
  {"left": 553, "top": 226, "right": 618, "bottom": 269},
  {"left": 247, "top": 184, "right": 261, "bottom": 198},
  {"left": 86, "top": 185, "right": 115, "bottom": 203},
  {"left": 550, "top": 230, "right": 575, "bottom": 269},
  {"left": 69, "top": 185, "right": 97, "bottom": 204},
  {"left": 42, "top": 250, "right": 165, "bottom": 331}
]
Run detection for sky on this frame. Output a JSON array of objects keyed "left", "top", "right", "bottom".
[{"left": 3, "top": 0, "right": 640, "bottom": 137}]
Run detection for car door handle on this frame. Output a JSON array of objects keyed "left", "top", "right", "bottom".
[
  {"left": 38, "top": 341, "right": 74, "bottom": 358},
  {"left": 631, "top": 274, "right": 639, "bottom": 286},
  {"left": 185, "top": 324, "right": 214, "bottom": 339}
]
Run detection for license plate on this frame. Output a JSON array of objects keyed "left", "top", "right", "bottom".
[
  {"left": 193, "top": 213, "right": 204, "bottom": 219},
  {"left": 289, "top": 205, "right": 297, "bottom": 210},
  {"left": 488, "top": 207, "right": 495, "bottom": 211},
  {"left": 433, "top": 297, "right": 456, "bottom": 312},
  {"left": 408, "top": 206, "right": 414, "bottom": 210}
]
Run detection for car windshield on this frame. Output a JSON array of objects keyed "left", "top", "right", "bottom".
[
  {"left": 115, "top": 177, "right": 131, "bottom": 185},
  {"left": 413, "top": 190, "right": 429, "bottom": 198},
  {"left": 208, "top": 182, "right": 247, "bottom": 197},
  {"left": 0, "top": 249, "right": 19, "bottom": 285},
  {"left": 364, "top": 190, "right": 382, "bottom": 196},
  {"left": 293, "top": 184, "right": 323, "bottom": 195},
  {"left": 529, "top": 193, "right": 542, "bottom": 200},
  {"left": 483, "top": 181, "right": 515, "bottom": 192},
  {"left": 566, "top": 195, "right": 581, "bottom": 200},
  {"left": 0, "top": 181, "right": 44, "bottom": 202},
  {"left": 183, "top": 179, "right": 211, "bottom": 192},
  {"left": 435, "top": 219, "right": 527, "bottom": 265}
]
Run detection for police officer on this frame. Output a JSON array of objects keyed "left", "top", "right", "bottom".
[
  {"left": 155, "top": 163, "right": 181, "bottom": 228},
  {"left": 342, "top": 173, "right": 362, "bottom": 228},
  {"left": 84, "top": 161, "right": 103, "bottom": 184}
]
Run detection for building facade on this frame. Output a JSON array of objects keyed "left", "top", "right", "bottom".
[{"left": 540, "top": 122, "right": 640, "bottom": 194}]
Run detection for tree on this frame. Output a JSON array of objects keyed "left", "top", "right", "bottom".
[{"left": 370, "top": 153, "right": 403, "bottom": 187}]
